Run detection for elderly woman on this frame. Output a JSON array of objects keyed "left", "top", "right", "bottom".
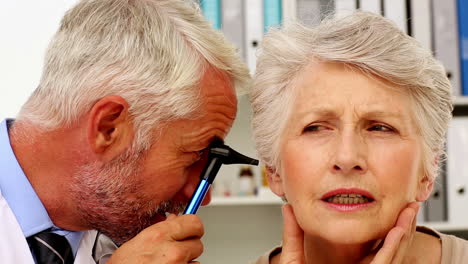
[{"left": 250, "top": 11, "right": 468, "bottom": 264}]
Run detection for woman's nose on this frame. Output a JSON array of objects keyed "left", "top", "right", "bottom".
[{"left": 332, "top": 131, "right": 367, "bottom": 175}]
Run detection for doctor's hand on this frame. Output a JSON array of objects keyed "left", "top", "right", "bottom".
[
  {"left": 360, "top": 202, "right": 420, "bottom": 264},
  {"left": 107, "top": 214, "right": 204, "bottom": 264}
]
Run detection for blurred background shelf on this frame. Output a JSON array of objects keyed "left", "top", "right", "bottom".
[
  {"left": 210, "top": 195, "right": 283, "bottom": 206},
  {"left": 454, "top": 96, "right": 468, "bottom": 106},
  {"left": 424, "top": 222, "right": 468, "bottom": 232},
  {"left": 453, "top": 96, "right": 468, "bottom": 115}
]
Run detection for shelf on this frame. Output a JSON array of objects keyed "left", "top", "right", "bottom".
[
  {"left": 452, "top": 96, "right": 468, "bottom": 115},
  {"left": 209, "top": 196, "right": 283, "bottom": 206},
  {"left": 454, "top": 96, "right": 468, "bottom": 106},
  {"left": 422, "top": 221, "right": 468, "bottom": 232}
]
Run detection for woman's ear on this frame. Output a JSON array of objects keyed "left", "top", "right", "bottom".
[
  {"left": 266, "top": 166, "right": 285, "bottom": 197},
  {"left": 416, "top": 174, "right": 435, "bottom": 202},
  {"left": 416, "top": 156, "right": 440, "bottom": 202}
]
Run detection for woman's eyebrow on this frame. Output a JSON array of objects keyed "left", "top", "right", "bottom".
[
  {"left": 360, "top": 110, "right": 407, "bottom": 120},
  {"left": 295, "top": 108, "right": 411, "bottom": 123},
  {"left": 296, "top": 107, "right": 341, "bottom": 119}
]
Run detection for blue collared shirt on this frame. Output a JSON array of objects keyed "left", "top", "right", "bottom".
[{"left": 0, "top": 119, "right": 83, "bottom": 257}]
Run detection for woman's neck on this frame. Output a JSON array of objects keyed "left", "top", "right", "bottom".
[
  {"left": 270, "top": 230, "right": 441, "bottom": 264},
  {"left": 303, "top": 235, "right": 382, "bottom": 264}
]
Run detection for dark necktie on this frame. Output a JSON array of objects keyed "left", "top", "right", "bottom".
[{"left": 27, "top": 231, "right": 74, "bottom": 264}]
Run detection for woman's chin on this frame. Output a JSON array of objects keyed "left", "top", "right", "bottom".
[{"left": 304, "top": 219, "right": 390, "bottom": 245}]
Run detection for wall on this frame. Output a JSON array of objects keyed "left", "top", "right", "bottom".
[
  {"left": 198, "top": 205, "right": 283, "bottom": 264},
  {"left": 0, "top": 1, "right": 77, "bottom": 119}
]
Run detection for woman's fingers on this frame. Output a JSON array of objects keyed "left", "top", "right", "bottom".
[
  {"left": 280, "top": 204, "right": 305, "bottom": 264},
  {"left": 370, "top": 227, "right": 405, "bottom": 264},
  {"left": 389, "top": 202, "right": 419, "bottom": 263},
  {"left": 365, "top": 202, "right": 420, "bottom": 264},
  {"left": 280, "top": 202, "right": 420, "bottom": 264}
]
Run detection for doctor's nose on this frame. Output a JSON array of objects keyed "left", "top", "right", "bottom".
[{"left": 332, "top": 131, "right": 367, "bottom": 175}]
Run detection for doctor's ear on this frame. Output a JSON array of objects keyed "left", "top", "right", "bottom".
[
  {"left": 87, "top": 96, "right": 134, "bottom": 161},
  {"left": 266, "top": 166, "right": 285, "bottom": 197}
]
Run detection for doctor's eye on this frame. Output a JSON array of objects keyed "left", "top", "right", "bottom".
[
  {"left": 197, "top": 149, "right": 209, "bottom": 160},
  {"left": 188, "top": 150, "right": 204, "bottom": 163}
]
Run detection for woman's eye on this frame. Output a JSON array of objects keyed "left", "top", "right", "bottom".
[
  {"left": 368, "top": 124, "right": 393, "bottom": 132},
  {"left": 303, "top": 125, "right": 324, "bottom": 133}
]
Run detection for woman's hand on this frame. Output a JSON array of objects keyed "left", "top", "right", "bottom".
[
  {"left": 278, "top": 204, "right": 305, "bottom": 264},
  {"left": 361, "top": 202, "right": 420, "bottom": 264},
  {"left": 278, "top": 202, "right": 420, "bottom": 264}
]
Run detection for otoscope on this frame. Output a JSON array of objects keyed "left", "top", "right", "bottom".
[{"left": 183, "top": 139, "right": 259, "bottom": 214}]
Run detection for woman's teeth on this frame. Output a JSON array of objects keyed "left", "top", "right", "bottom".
[{"left": 326, "top": 194, "right": 371, "bottom": 204}]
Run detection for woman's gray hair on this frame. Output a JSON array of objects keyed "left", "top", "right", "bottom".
[
  {"left": 17, "top": 0, "right": 250, "bottom": 150},
  {"left": 251, "top": 11, "right": 453, "bottom": 180}
]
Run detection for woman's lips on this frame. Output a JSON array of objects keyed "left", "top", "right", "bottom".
[
  {"left": 321, "top": 188, "right": 375, "bottom": 200},
  {"left": 322, "top": 201, "right": 376, "bottom": 212},
  {"left": 321, "top": 188, "right": 376, "bottom": 212}
]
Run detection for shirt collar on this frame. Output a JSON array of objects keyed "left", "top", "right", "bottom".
[
  {"left": 0, "top": 119, "right": 87, "bottom": 255},
  {"left": 0, "top": 119, "right": 53, "bottom": 236}
]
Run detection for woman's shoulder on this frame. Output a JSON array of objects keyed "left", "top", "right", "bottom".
[
  {"left": 250, "top": 246, "right": 282, "bottom": 264},
  {"left": 438, "top": 230, "right": 468, "bottom": 263},
  {"left": 250, "top": 228, "right": 468, "bottom": 264},
  {"left": 417, "top": 226, "right": 468, "bottom": 264}
]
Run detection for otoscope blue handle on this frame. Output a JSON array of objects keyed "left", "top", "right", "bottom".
[{"left": 183, "top": 179, "right": 211, "bottom": 214}]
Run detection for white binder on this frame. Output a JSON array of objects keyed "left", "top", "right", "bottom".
[
  {"left": 335, "top": 0, "right": 356, "bottom": 17},
  {"left": 409, "top": 0, "right": 432, "bottom": 50},
  {"left": 360, "top": 0, "right": 382, "bottom": 14},
  {"left": 221, "top": 0, "right": 245, "bottom": 60},
  {"left": 432, "top": 0, "right": 462, "bottom": 96},
  {"left": 244, "top": 0, "right": 263, "bottom": 74},
  {"left": 383, "top": 0, "right": 407, "bottom": 34},
  {"left": 297, "top": 0, "right": 322, "bottom": 26},
  {"left": 447, "top": 117, "right": 468, "bottom": 225},
  {"left": 282, "top": 0, "right": 297, "bottom": 26}
]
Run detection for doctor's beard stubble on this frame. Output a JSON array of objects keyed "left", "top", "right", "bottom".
[{"left": 70, "top": 147, "right": 186, "bottom": 245}]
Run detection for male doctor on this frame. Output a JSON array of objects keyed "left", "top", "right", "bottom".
[{"left": 0, "top": 0, "right": 250, "bottom": 263}]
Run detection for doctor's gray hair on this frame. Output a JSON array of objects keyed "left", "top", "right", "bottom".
[
  {"left": 17, "top": 0, "right": 250, "bottom": 150},
  {"left": 250, "top": 11, "right": 453, "bottom": 180}
]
